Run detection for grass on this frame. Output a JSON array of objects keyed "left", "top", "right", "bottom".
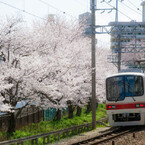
[{"left": 0, "top": 103, "right": 107, "bottom": 143}]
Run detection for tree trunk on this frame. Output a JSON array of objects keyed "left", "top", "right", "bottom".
[
  {"left": 7, "top": 112, "right": 16, "bottom": 135},
  {"left": 96, "top": 101, "right": 98, "bottom": 109},
  {"left": 68, "top": 104, "right": 74, "bottom": 119},
  {"left": 85, "top": 101, "right": 92, "bottom": 114},
  {"left": 54, "top": 109, "right": 61, "bottom": 121},
  {"left": 76, "top": 106, "right": 82, "bottom": 116},
  {"left": 67, "top": 100, "right": 74, "bottom": 119}
]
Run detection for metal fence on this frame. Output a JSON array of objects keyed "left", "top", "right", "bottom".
[
  {"left": 44, "top": 108, "right": 56, "bottom": 121},
  {"left": 0, "top": 107, "right": 68, "bottom": 131},
  {"left": 16, "top": 107, "right": 44, "bottom": 129},
  {"left": 0, "top": 118, "right": 108, "bottom": 145},
  {"left": 0, "top": 123, "right": 92, "bottom": 145},
  {"left": 44, "top": 108, "right": 68, "bottom": 121}
]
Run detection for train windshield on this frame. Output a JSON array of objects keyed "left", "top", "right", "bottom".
[{"left": 106, "top": 75, "right": 144, "bottom": 101}]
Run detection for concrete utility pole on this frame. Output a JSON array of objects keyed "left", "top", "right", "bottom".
[
  {"left": 115, "top": 0, "right": 118, "bottom": 23},
  {"left": 91, "top": 0, "right": 96, "bottom": 129},
  {"left": 117, "top": 34, "right": 121, "bottom": 72},
  {"left": 115, "top": 0, "right": 121, "bottom": 72}
]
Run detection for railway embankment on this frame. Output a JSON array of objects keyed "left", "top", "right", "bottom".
[
  {"left": 58, "top": 126, "right": 145, "bottom": 145},
  {"left": 52, "top": 127, "right": 110, "bottom": 145}
]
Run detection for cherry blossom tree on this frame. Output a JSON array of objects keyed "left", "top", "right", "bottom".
[
  {"left": 0, "top": 16, "right": 42, "bottom": 134},
  {"left": 27, "top": 17, "right": 92, "bottom": 119},
  {"left": 0, "top": 16, "right": 92, "bottom": 131},
  {"left": 0, "top": 15, "right": 117, "bottom": 134},
  {"left": 26, "top": 17, "right": 117, "bottom": 118},
  {"left": 96, "top": 48, "right": 117, "bottom": 102}
]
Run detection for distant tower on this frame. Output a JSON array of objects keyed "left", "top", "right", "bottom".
[{"left": 141, "top": 1, "right": 145, "bottom": 22}]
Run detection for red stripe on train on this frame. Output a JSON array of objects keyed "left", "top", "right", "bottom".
[{"left": 106, "top": 102, "right": 145, "bottom": 110}]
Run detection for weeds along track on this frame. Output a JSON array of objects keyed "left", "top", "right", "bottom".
[{"left": 71, "top": 126, "right": 143, "bottom": 145}]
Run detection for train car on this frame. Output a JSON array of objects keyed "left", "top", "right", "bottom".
[{"left": 106, "top": 72, "right": 145, "bottom": 126}]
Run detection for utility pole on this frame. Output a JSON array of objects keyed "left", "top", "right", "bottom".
[
  {"left": 117, "top": 34, "right": 121, "bottom": 72},
  {"left": 91, "top": 0, "right": 96, "bottom": 129},
  {"left": 115, "top": 0, "right": 118, "bottom": 22},
  {"left": 115, "top": 0, "right": 121, "bottom": 72}
]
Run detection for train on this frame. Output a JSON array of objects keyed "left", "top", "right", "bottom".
[{"left": 106, "top": 71, "right": 145, "bottom": 126}]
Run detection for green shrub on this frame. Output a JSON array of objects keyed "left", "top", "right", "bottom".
[
  {"left": 1, "top": 104, "right": 107, "bottom": 142},
  {"left": 12, "top": 130, "right": 31, "bottom": 139}
]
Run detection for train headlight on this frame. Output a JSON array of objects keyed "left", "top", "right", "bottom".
[
  {"left": 108, "top": 105, "right": 116, "bottom": 109},
  {"left": 136, "top": 104, "right": 144, "bottom": 108}
]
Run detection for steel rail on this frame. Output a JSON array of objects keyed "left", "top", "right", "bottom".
[{"left": 71, "top": 127, "right": 135, "bottom": 145}]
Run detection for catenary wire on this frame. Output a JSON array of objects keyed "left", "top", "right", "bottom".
[
  {"left": 119, "top": 1, "right": 142, "bottom": 15},
  {"left": 39, "top": 0, "right": 77, "bottom": 19},
  {"left": 127, "top": 0, "right": 142, "bottom": 13},
  {"left": 104, "top": 1, "right": 133, "bottom": 21},
  {"left": 0, "top": 0, "right": 47, "bottom": 21},
  {"left": 0, "top": 0, "right": 77, "bottom": 21}
]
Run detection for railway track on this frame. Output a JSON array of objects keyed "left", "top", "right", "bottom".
[{"left": 71, "top": 126, "right": 141, "bottom": 145}]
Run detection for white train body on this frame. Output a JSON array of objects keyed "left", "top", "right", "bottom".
[{"left": 106, "top": 72, "right": 145, "bottom": 126}]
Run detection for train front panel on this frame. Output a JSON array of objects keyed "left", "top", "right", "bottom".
[{"left": 106, "top": 72, "right": 145, "bottom": 126}]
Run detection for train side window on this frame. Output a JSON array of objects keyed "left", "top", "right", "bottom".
[{"left": 134, "top": 76, "right": 144, "bottom": 96}]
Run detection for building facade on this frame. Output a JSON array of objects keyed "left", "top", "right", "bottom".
[
  {"left": 79, "top": 12, "right": 91, "bottom": 37},
  {"left": 110, "top": 21, "right": 145, "bottom": 53}
]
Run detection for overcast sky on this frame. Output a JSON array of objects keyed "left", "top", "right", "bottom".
[{"left": 0, "top": 0, "right": 143, "bottom": 48}]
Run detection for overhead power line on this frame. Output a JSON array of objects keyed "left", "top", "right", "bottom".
[
  {"left": 39, "top": 0, "right": 77, "bottom": 19},
  {"left": 104, "top": 1, "right": 133, "bottom": 21},
  {"left": 0, "top": 1, "right": 47, "bottom": 21},
  {"left": 119, "top": 1, "right": 142, "bottom": 16},
  {"left": 127, "top": 0, "right": 142, "bottom": 13}
]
